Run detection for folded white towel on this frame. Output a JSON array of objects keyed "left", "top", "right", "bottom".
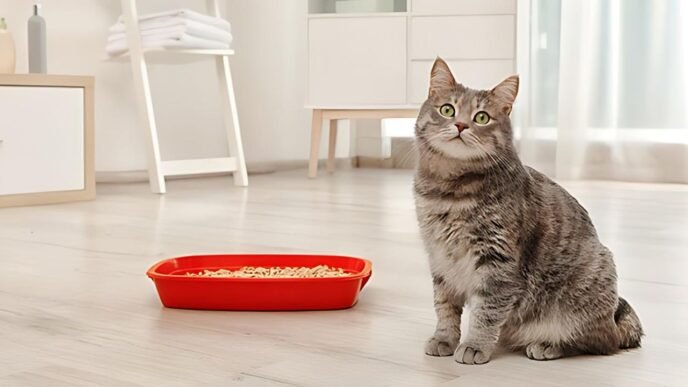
[
  {"left": 116, "top": 8, "right": 231, "bottom": 33},
  {"left": 108, "top": 19, "right": 232, "bottom": 46},
  {"left": 110, "top": 15, "right": 230, "bottom": 37},
  {"left": 105, "top": 9, "right": 233, "bottom": 57},
  {"left": 106, "top": 33, "right": 231, "bottom": 56}
]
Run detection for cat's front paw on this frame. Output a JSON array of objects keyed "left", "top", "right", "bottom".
[
  {"left": 425, "top": 334, "right": 459, "bottom": 357},
  {"left": 526, "top": 342, "right": 564, "bottom": 361},
  {"left": 454, "top": 343, "right": 493, "bottom": 365}
]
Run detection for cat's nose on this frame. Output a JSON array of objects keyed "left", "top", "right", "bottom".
[{"left": 455, "top": 122, "right": 469, "bottom": 133}]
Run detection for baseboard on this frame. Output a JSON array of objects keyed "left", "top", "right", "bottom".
[
  {"left": 354, "top": 138, "right": 416, "bottom": 170},
  {"left": 96, "top": 170, "right": 149, "bottom": 183},
  {"left": 95, "top": 158, "right": 355, "bottom": 183},
  {"left": 353, "top": 156, "right": 394, "bottom": 168}
]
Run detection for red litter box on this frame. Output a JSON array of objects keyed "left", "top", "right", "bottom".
[{"left": 146, "top": 254, "right": 372, "bottom": 311}]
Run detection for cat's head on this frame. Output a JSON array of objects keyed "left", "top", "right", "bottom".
[{"left": 415, "top": 57, "right": 519, "bottom": 163}]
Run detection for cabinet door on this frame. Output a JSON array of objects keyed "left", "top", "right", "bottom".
[
  {"left": 0, "top": 86, "right": 84, "bottom": 195},
  {"left": 308, "top": 16, "right": 407, "bottom": 106},
  {"left": 410, "top": 15, "right": 515, "bottom": 60}
]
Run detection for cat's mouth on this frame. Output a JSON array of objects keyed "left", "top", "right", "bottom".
[{"left": 452, "top": 135, "right": 466, "bottom": 144}]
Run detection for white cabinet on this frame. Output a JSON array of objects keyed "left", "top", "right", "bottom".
[
  {"left": 305, "top": 0, "right": 518, "bottom": 177},
  {"left": 0, "top": 75, "right": 95, "bottom": 207},
  {"left": 306, "top": 0, "right": 518, "bottom": 108},
  {"left": 308, "top": 16, "right": 407, "bottom": 106}
]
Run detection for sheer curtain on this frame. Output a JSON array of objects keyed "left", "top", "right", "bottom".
[{"left": 518, "top": 0, "right": 688, "bottom": 184}]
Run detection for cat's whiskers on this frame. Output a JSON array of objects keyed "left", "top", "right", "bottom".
[
  {"left": 467, "top": 134, "right": 521, "bottom": 183},
  {"left": 462, "top": 134, "right": 503, "bottom": 178},
  {"left": 396, "top": 141, "right": 416, "bottom": 168}
]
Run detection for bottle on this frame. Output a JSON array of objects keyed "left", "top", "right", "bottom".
[
  {"left": 28, "top": 4, "right": 46, "bottom": 73},
  {"left": 0, "top": 17, "right": 16, "bottom": 73}
]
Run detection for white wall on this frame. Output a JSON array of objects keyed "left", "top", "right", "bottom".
[
  {"left": 0, "top": 0, "right": 347, "bottom": 173},
  {"left": 226, "top": 0, "right": 344, "bottom": 168}
]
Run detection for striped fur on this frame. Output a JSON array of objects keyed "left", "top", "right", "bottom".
[{"left": 416, "top": 58, "right": 643, "bottom": 365}]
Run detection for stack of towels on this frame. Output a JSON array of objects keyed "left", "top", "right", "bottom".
[{"left": 105, "top": 9, "right": 233, "bottom": 57}]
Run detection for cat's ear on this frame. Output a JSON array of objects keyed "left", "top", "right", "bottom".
[
  {"left": 490, "top": 75, "right": 519, "bottom": 115},
  {"left": 429, "top": 57, "right": 456, "bottom": 97}
]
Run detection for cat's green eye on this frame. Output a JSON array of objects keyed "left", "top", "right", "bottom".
[
  {"left": 473, "top": 111, "right": 491, "bottom": 125},
  {"left": 439, "top": 104, "right": 455, "bottom": 118}
]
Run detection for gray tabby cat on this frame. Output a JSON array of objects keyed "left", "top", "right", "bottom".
[{"left": 414, "top": 58, "right": 643, "bottom": 364}]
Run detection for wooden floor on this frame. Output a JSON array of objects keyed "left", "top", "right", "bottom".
[{"left": 1, "top": 169, "right": 688, "bottom": 386}]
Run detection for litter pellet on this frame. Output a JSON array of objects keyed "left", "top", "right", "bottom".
[{"left": 186, "top": 265, "right": 351, "bottom": 278}]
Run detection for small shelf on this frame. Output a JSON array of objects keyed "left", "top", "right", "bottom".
[
  {"left": 304, "top": 104, "right": 419, "bottom": 110},
  {"left": 104, "top": 48, "right": 235, "bottom": 63},
  {"left": 308, "top": 12, "right": 407, "bottom": 19},
  {"left": 309, "top": 0, "right": 407, "bottom": 14},
  {"left": 160, "top": 157, "right": 238, "bottom": 177}
]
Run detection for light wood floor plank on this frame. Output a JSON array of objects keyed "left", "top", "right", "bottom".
[{"left": 1, "top": 169, "right": 687, "bottom": 386}]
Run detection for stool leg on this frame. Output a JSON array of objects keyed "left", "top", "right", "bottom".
[
  {"left": 122, "top": 0, "right": 165, "bottom": 194},
  {"left": 327, "top": 119, "right": 338, "bottom": 173},
  {"left": 218, "top": 57, "right": 248, "bottom": 186},
  {"left": 308, "top": 109, "right": 323, "bottom": 178}
]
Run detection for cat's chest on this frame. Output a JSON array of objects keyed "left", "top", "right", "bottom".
[
  {"left": 421, "top": 211, "right": 480, "bottom": 295},
  {"left": 431, "top": 247, "right": 479, "bottom": 296},
  {"left": 419, "top": 209, "right": 472, "bottom": 253}
]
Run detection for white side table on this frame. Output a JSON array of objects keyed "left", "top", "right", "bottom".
[
  {"left": 307, "top": 106, "right": 418, "bottom": 178},
  {"left": 0, "top": 74, "right": 95, "bottom": 207}
]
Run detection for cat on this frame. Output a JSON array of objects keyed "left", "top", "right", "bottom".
[{"left": 413, "top": 57, "right": 643, "bottom": 364}]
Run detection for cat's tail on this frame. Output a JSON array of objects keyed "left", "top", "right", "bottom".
[{"left": 615, "top": 297, "right": 643, "bottom": 349}]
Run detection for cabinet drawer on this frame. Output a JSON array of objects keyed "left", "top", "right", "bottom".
[
  {"left": 410, "top": 15, "right": 515, "bottom": 60},
  {"left": 411, "top": 0, "right": 516, "bottom": 15},
  {"left": 409, "top": 59, "right": 514, "bottom": 104},
  {"left": 0, "top": 86, "right": 85, "bottom": 196},
  {"left": 308, "top": 16, "right": 407, "bottom": 106}
]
